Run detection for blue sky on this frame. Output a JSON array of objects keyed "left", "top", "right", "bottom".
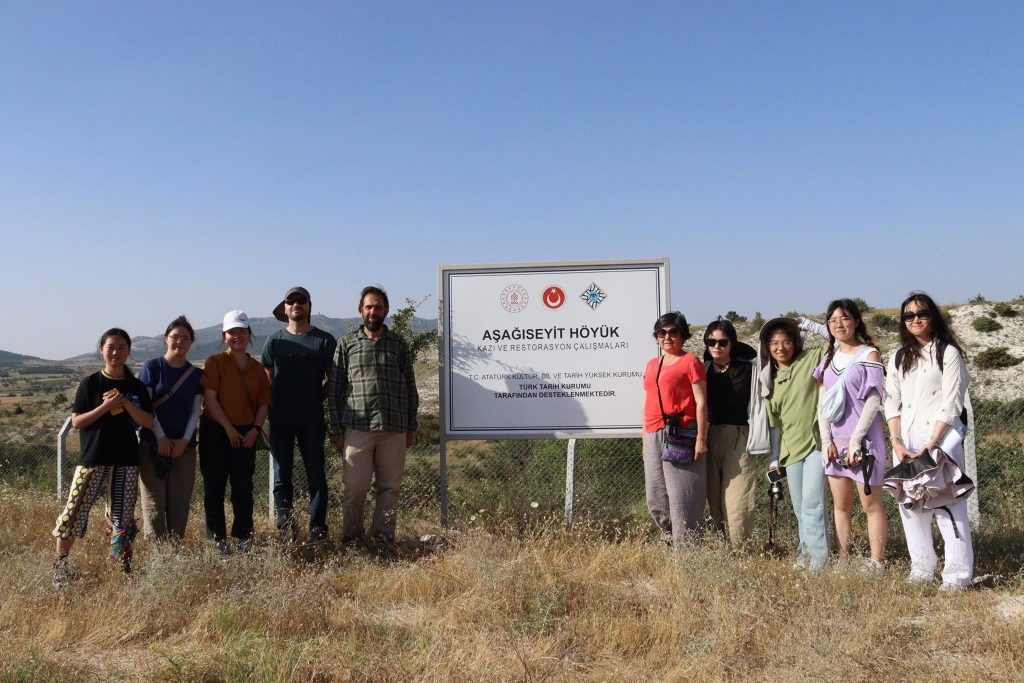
[{"left": 1, "top": 2, "right": 1021, "bottom": 360}]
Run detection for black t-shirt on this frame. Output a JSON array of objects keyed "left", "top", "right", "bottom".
[
  {"left": 72, "top": 371, "right": 153, "bottom": 466},
  {"left": 706, "top": 360, "right": 752, "bottom": 426}
]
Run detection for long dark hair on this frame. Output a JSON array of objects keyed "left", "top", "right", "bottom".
[
  {"left": 822, "top": 298, "right": 877, "bottom": 371},
  {"left": 98, "top": 328, "right": 135, "bottom": 379},
  {"left": 703, "top": 318, "right": 738, "bottom": 352},
  {"left": 897, "top": 291, "right": 966, "bottom": 375}
]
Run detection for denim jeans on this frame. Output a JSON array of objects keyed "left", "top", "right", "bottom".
[
  {"left": 269, "top": 421, "right": 329, "bottom": 533},
  {"left": 785, "top": 451, "right": 830, "bottom": 570}
]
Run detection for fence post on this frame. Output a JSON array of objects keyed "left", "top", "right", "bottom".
[
  {"left": 439, "top": 438, "right": 449, "bottom": 528},
  {"left": 964, "top": 392, "right": 979, "bottom": 528},
  {"left": 564, "top": 438, "right": 576, "bottom": 525},
  {"left": 57, "top": 416, "right": 72, "bottom": 501},
  {"left": 268, "top": 449, "right": 275, "bottom": 522}
]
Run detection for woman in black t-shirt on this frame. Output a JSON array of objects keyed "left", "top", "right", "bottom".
[
  {"left": 52, "top": 328, "right": 154, "bottom": 586},
  {"left": 703, "top": 319, "right": 760, "bottom": 551}
]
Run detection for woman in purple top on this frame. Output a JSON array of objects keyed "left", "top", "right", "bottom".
[{"left": 813, "top": 299, "right": 888, "bottom": 571}]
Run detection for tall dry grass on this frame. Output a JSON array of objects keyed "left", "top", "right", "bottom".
[{"left": 2, "top": 485, "right": 1023, "bottom": 682}]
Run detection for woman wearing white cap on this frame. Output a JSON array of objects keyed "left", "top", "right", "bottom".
[{"left": 199, "top": 310, "right": 272, "bottom": 552}]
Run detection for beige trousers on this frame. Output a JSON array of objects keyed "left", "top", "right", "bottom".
[
  {"left": 342, "top": 429, "right": 407, "bottom": 539},
  {"left": 138, "top": 441, "right": 197, "bottom": 541},
  {"left": 706, "top": 424, "right": 756, "bottom": 549}
]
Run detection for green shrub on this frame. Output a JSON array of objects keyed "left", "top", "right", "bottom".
[
  {"left": 973, "top": 316, "right": 1003, "bottom": 333},
  {"left": 991, "top": 302, "right": 1019, "bottom": 317},
  {"left": 975, "top": 347, "right": 1023, "bottom": 369},
  {"left": 751, "top": 312, "right": 765, "bottom": 330},
  {"left": 969, "top": 293, "right": 987, "bottom": 304},
  {"left": 853, "top": 297, "right": 871, "bottom": 312},
  {"left": 725, "top": 311, "right": 747, "bottom": 324},
  {"left": 870, "top": 313, "right": 898, "bottom": 332}
]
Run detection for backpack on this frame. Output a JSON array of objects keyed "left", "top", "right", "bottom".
[{"left": 893, "top": 340, "right": 969, "bottom": 431}]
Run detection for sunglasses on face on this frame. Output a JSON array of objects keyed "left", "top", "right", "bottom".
[
  {"left": 286, "top": 297, "right": 309, "bottom": 306},
  {"left": 902, "top": 309, "right": 932, "bottom": 322},
  {"left": 705, "top": 338, "right": 730, "bottom": 348},
  {"left": 655, "top": 328, "right": 682, "bottom": 339}
]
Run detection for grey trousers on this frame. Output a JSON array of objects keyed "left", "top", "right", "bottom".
[
  {"left": 643, "top": 430, "right": 707, "bottom": 546},
  {"left": 138, "top": 441, "right": 197, "bottom": 541}
]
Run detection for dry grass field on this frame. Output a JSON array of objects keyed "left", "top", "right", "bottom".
[{"left": 3, "top": 486, "right": 1023, "bottom": 682}]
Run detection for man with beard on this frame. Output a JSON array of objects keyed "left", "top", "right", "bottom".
[
  {"left": 262, "top": 286, "right": 337, "bottom": 542},
  {"left": 328, "top": 285, "right": 419, "bottom": 544}
]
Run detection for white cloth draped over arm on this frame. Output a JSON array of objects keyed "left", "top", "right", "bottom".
[
  {"left": 769, "top": 426, "right": 781, "bottom": 470},
  {"left": 883, "top": 352, "right": 902, "bottom": 421},
  {"left": 182, "top": 394, "right": 202, "bottom": 442}
]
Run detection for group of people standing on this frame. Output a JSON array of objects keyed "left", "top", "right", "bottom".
[
  {"left": 642, "top": 291, "right": 975, "bottom": 590},
  {"left": 51, "top": 285, "right": 419, "bottom": 585}
]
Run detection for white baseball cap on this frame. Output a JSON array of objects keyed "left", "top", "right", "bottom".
[{"left": 222, "top": 310, "right": 251, "bottom": 332}]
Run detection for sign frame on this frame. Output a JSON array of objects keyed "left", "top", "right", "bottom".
[{"left": 438, "top": 258, "right": 669, "bottom": 439}]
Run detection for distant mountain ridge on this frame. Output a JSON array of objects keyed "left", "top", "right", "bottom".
[
  {"left": 56, "top": 314, "right": 437, "bottom": 364},
  {"left": 0, "top": 350, "right": 40, "bottom": 365}
]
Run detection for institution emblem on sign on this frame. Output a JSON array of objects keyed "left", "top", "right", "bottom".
[
  {"left": 580, "top": 282, "right": 607, "bottom": 310},
  {"left": 500, "top": 284, "right": 529, "bottom": 312},
  {"left": 542, "top": 286, "right": 565, "bottom": 309}
]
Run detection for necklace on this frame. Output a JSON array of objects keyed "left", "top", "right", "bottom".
[{"left": 713, "top": 362, "right": 730, "bottom": 373}]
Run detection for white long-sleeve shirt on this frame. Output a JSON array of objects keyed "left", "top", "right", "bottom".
[{"left": 883, "top": 341, "right": 969, "bottom": 441}]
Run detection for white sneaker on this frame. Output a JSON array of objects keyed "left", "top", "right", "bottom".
[
  {"left": 905, "top": 572, "right": 934, "bottom": 586},
  {"left": 860, "top": 559, "right": 886, "bottom": 576}
]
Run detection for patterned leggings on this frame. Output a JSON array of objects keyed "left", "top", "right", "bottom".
[{"left": 53, "top": 465, "right": 139, "bottom": 558}]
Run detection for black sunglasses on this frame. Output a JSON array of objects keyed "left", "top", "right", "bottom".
[
  {"left": 286, "top": 296, "right": 309, "bottom": 306},
  {"left": 705, "top": 338, "right": 730, "bottom": 348},
  {"left": 901, "top": 309, "right": 932, "bottom": 322},
  {"left": 655, "top": 328, "right": 682, "bottom": 339}
]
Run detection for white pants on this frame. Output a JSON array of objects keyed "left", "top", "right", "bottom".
[{"left": 897, "top": 433, "right": 974, "bottom": 587}]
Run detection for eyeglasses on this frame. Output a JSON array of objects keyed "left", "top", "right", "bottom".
[
  {"left": 769, "top": 339, "right": 794, "bottom": 349},
  {"left": 902, "top": 309, "right": 932, "bottom": 322},
  {"left": 828, "top": 315, "right": 853, "bottom": 326},
  {"left": 167, "top": 335, "right": 192, "bottom": 343},
  {"left": 705, "top": 338, "right": 730, "bottom": 348},
  {"left": 655, "top": 328, "right": 682, "bottom": 339},
  {"left": 286, "top": 297, "right": 309, "bottom": 306}
]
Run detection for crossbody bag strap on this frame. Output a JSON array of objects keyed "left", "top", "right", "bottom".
[
  {"left": 152, "top": 364, "right": 197, "bottom": 409},
  {"left": 655, "top": 355, "right": 680, "bottom": 428}
]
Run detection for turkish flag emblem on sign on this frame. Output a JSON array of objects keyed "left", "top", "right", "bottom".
[{"left": 542, "top": 286, "right": 565, "bottom": 309}]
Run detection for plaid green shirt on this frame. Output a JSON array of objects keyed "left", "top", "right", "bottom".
[{"left": 328, "top": 326, "right": 419, "bottom": 436}]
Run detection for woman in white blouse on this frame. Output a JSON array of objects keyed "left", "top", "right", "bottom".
[{"left": 883, "top": 291, "right": 973, "bottom": 590}]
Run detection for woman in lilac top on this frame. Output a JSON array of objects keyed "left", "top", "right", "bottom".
[{"left": 812, "top": 299, "right": 888, "bottom": 571}]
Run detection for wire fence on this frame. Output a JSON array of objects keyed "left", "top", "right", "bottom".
[{"left": 1, "top": 399, "right": 1022, "bottom": 554}]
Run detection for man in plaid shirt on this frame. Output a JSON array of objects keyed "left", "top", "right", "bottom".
[{"left": 328, "top": 286, "right": 419, "bottom": 543}]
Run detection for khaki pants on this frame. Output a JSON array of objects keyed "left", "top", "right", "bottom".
[
  {"left": 706, "top": 424, "right": 756, "bottom": 549},
  {"left": 342, "top": 429, "right": 407, "bottom": 540},
  {"left": 138, "top": 441, "right": 197, "bottom": 541}
]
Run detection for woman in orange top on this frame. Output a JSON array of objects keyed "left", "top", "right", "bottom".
[
  {"left": 641, "top": 311, "right": 708, "bottom": 546},
  {"left": 199, "top": 310, "right": 271, "bottom": 553}
]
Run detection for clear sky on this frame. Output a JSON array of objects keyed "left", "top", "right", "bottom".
[{"left": 2, "top": 2, "right": 1021, "bottom": 360}]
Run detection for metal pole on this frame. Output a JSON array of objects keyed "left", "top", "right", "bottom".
[
  {"left": 564, "top": 438, "right": 576, "bottom": 525},
  {"left": 57, "top": 416, "right": 72, "bottom": 501},
  {"left": 268, "top": 449, "right": 275, "bottom": 522},
  {"left": 964, "top": 392, "right": 980, "bottom": 529},
  {"left": 439, "top": 437, "right": 449, "bottom": 528}
]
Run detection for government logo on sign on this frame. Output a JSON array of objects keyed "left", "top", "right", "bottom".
[
  {"left": 500, "top": 284, "right": 529, "bottom": 313},
  {"left": 580, "top": 282, "right": 607, "bottom": 310},
  {"left": 542, "top": 286, "right": 565, "bottom": 309}
]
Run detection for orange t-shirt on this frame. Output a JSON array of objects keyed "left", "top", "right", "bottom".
[{"left": 642, "top": 353, "right": 706, "bottom": 433}]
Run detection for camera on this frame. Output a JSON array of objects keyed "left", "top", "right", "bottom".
[{"left": 766, "top": 467, "right": 787, "bottom": 502}]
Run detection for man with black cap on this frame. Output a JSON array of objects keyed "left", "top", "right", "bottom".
[{"left": 261, "top": 286, "right": 337, "bottom": 542}]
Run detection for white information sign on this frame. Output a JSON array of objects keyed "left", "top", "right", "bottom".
[{"left": 440, "top": 260, "right": 669, "bottom": 437}]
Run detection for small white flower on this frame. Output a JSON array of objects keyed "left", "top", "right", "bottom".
[
  {"left": 470, "top": 515, "right": 477, "bottom": 521},
  {"left": 530, "top": 501, "right": 539, "bottom": 509}
]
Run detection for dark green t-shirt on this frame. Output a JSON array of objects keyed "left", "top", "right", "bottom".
[{"left": 261, "top": 326, "right": 336, "bottom": 425}]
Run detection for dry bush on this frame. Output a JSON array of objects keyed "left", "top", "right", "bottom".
[{"left": 2, "top": 486, "right": 1023, "bottom": 681}]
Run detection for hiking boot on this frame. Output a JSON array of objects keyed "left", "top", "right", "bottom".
[
  {"left": 236, "top": 538, "right": 252, "bottom": 554},
  {"left": 52, "top": 555, "right": 73, "bottom": 588},
  {"left": 307, "top": 527, "right": 328, "bottom": 543},
  {"left": 214, "top": 539, "right": 231, "bottom": 556}
]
